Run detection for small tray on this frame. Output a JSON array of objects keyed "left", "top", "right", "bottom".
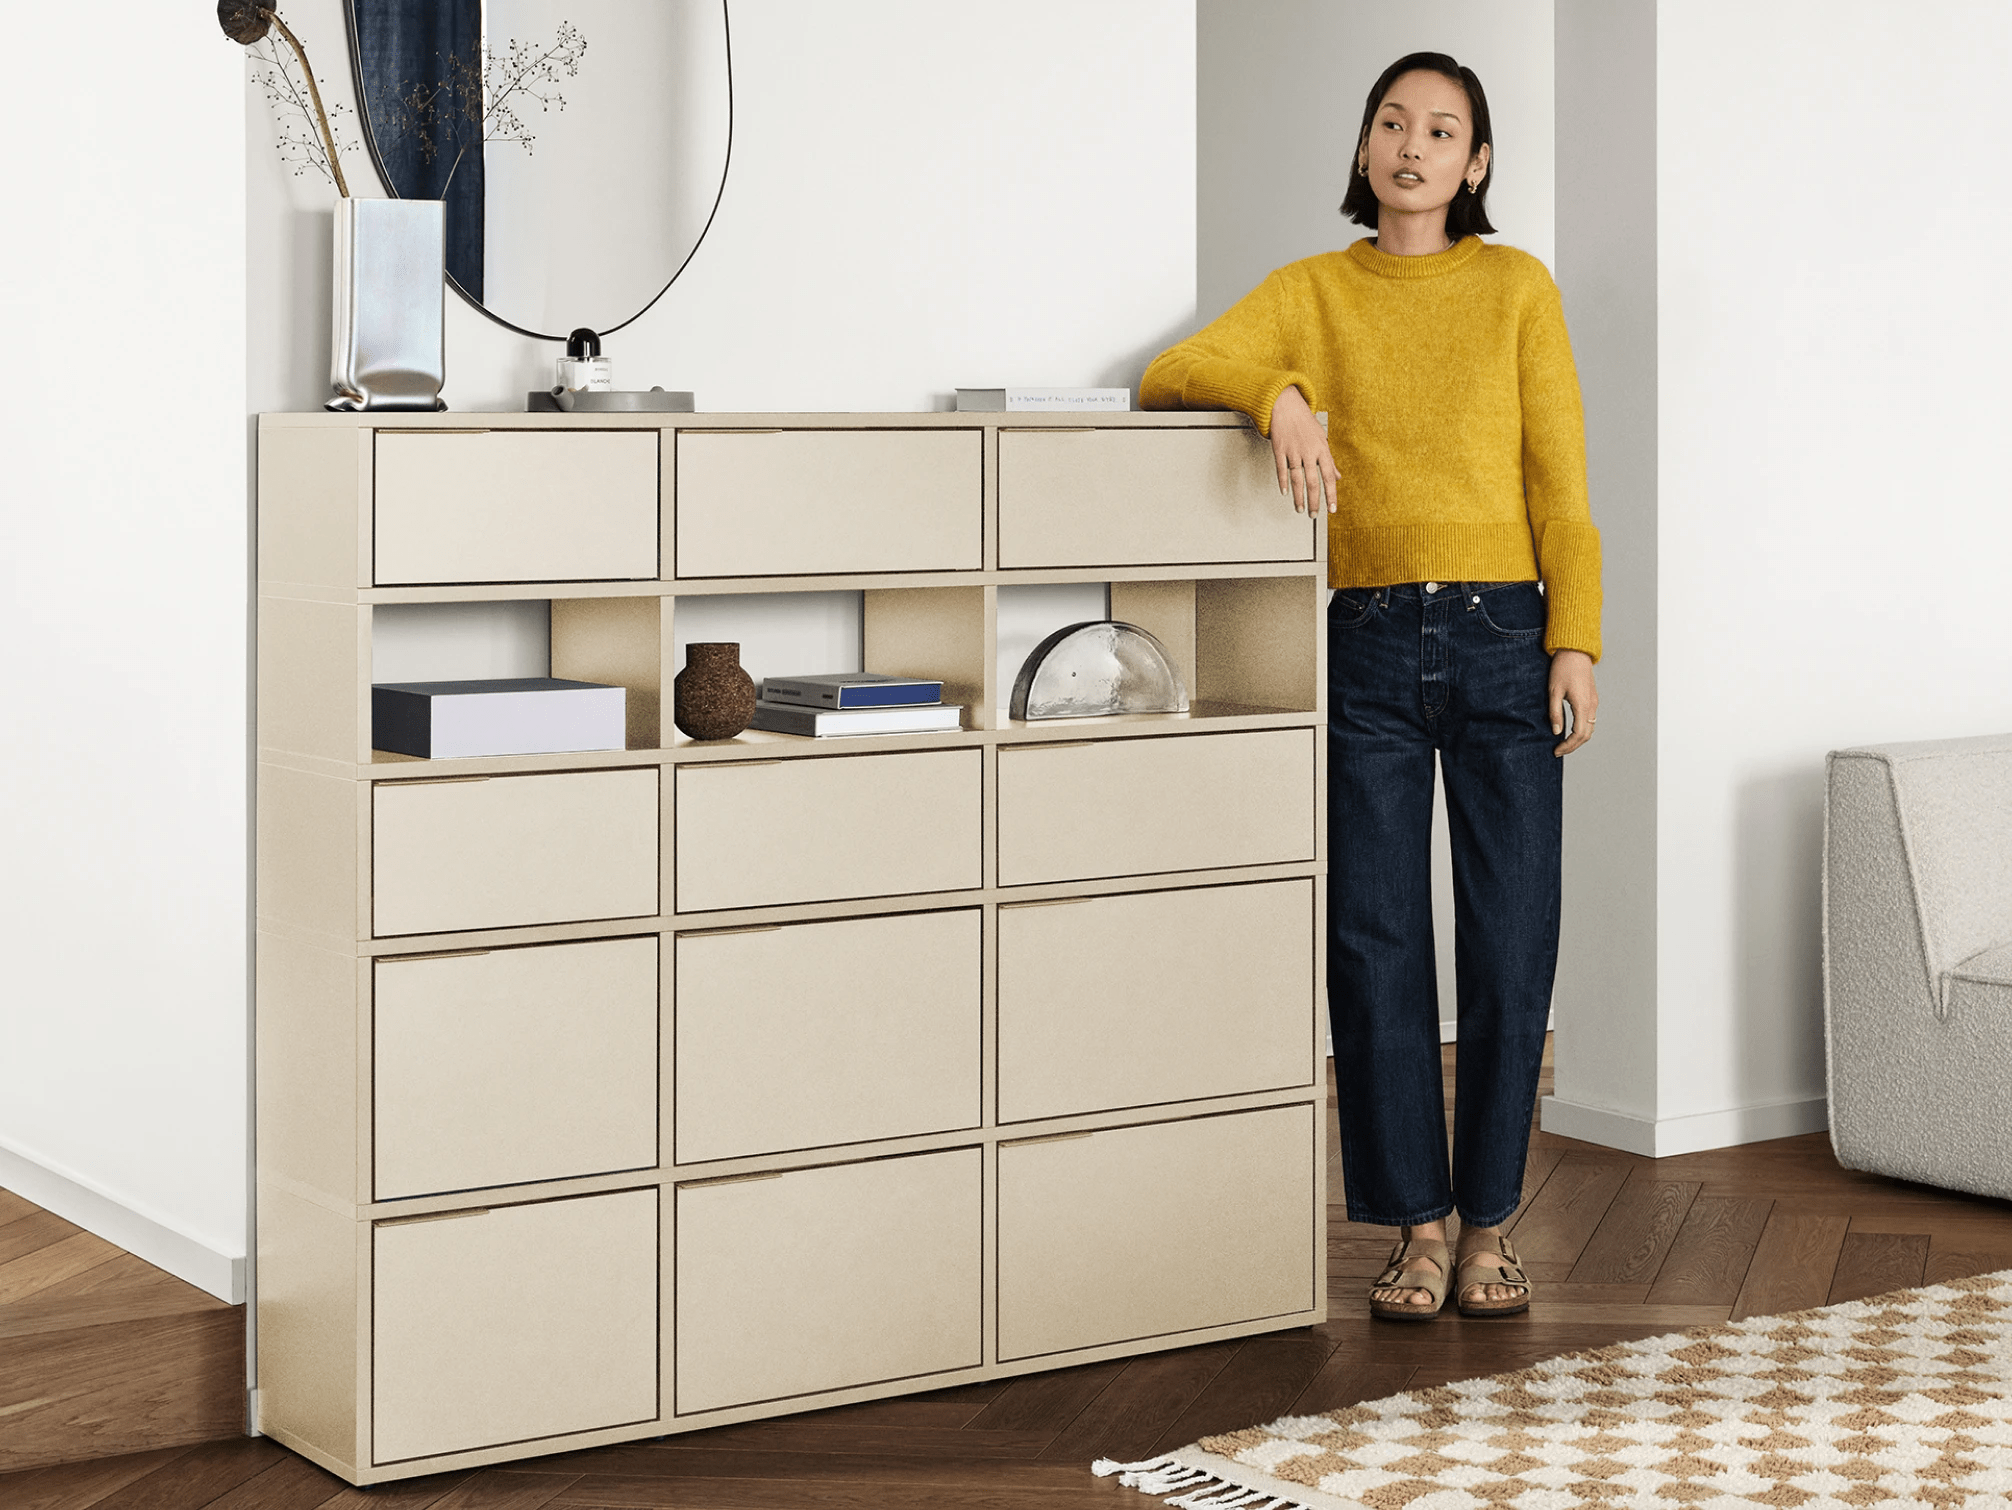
[{"left": 526, "top": 387, "right": 696, "bottom": 413}]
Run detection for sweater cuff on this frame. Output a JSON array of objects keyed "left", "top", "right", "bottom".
[
  {"left": 1180, "top": 358, "right": 1316, "bottom": 436},
  {"left": 1538, "top": 519, "right": 1603, "bottom": 662}
]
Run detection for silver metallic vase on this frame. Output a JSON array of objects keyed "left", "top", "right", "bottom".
[{"left": 328, "top": 198, "right": 446, "bottom": 412}]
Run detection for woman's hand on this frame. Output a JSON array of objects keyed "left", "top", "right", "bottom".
[
  {"left": 1269, "top": 385, "right": 1337, "bottom": 515},
  {"left": 1549, "top": 649, "right": 1598, "bottom": 756}
]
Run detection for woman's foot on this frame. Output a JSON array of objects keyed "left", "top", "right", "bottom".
[
  {"left": 1370, "top": 1221, "right": 1447, "bottom": 1309},
  {"left": 1455, "top": 1225, "right": 1531, "bottom": 1314}
]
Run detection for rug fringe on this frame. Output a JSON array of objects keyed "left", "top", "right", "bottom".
[{"left": 1091, "top": 1455, "right": 1310, "bottom": 1510}]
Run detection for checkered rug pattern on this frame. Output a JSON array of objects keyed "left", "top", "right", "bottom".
[{"left": 1094, "top": 1270, "right": 2012, "bottom": 1509}]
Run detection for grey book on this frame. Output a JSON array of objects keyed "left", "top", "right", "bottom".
[{"left": 760, "top": 672, "right": 945, "bottom": 709}]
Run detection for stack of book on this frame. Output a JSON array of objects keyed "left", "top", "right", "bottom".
[{"left": 751, "top": 674, "right": 964, "bottom": 737}]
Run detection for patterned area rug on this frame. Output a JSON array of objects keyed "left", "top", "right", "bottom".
[{"left": 1094, "top": 1271, "right": 2012, "bottom": 1509}]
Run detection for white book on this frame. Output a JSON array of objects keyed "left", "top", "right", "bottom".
[
  {"left": 749, "top": 700, "right": 964, "bottom": 738},
  {"left": 955, "top": 387, "right": 1131, "bottom": 412}
]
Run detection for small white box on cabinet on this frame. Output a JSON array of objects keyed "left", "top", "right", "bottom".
[{"left": 372, "top": 677, "right": 626, "bottom": 759}]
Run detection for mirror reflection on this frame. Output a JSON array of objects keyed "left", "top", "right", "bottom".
[{"left": 347, "top": 0, "right": 731, "bottom": 339}]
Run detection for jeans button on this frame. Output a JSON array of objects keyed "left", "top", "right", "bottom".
[{"left": 1425, "top": 581, "right": 1441, "bottom": 594}]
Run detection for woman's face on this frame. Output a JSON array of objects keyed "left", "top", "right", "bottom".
[{"left": 1358, "top": 69, "right": 1490, "bottom": 216}]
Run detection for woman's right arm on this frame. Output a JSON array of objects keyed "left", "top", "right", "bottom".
[{"left": 1140, "top": 271, "right": 1336, "bottom": 515}]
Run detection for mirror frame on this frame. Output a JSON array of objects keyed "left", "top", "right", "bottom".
[{"left": 341, "top": 0, "right": 736, "bottom": 342}]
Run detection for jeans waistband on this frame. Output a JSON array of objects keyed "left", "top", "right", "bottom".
[{"left": 1343, "top": 580, "right": 1536, "bottom": 608}]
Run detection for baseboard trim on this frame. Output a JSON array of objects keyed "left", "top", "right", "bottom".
[
  {"left": 0, "top": 1137, "right": 244, "bottom": 1304},
  {"left": 1540, "top": 1093, "right": 1830, "bottom": 1158}
]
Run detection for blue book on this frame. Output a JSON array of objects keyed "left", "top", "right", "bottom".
[{"left": 760, "top": 673, "right": 945, "bottom": 710}]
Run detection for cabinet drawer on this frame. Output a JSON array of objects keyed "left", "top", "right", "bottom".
[
  {"left": 997, "top": 731, "right": 1314, "bottom": 886},
  {"left": 676, "top": 911, "right": 979, "bottom": 1163},
  {"left": 998, "top": 428, "right": 1312, "bottom": 568},
  {"left": 373, "top": 768, "right": 659, "bottom": 936},
  {"left": 375, "top": 937, "right": 657, "bottom": 1199},
  {"left": 676, "top": 750, "right": 980, "bottom": 912},
  {"left": 997, "top": 1107, "right": 1314, "bottom": 1360},
  {"left": 373, "top": 1188, "right": 657, "bottom": 1462},
  {"left": 675, "top": 430, "right": 981, "bottom": 577},
  {"left": 998, "top": 881, "right": 1314, "bottom": 1123},
  {"left": 675, "top": 1148, "right": 981, "bottom": 1413},
  {"left": 374, "top": 431, "right": 658, "bottom": 585}
]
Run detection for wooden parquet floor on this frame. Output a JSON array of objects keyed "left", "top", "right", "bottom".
[{"left": 6, "top": 1042, "right": 2011, "bottom": 1509}]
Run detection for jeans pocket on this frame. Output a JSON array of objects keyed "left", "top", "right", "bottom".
[
  {"left": 1330, "top": 590, "right": 1374, "bottom": 629},
  {"left": 1474, "top": 583, "right": 1547, "bottom": 641}
]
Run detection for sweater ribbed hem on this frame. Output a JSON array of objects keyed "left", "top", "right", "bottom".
[
  {"left": 1346, "top": 234, "right": 1485, "bottom": 280},
  {"left": 1176, "top": 358, "right": 1316, "bottom": 435},
  {"left": 1329, "top": 520, "right": 1603, "bottom": 663}
]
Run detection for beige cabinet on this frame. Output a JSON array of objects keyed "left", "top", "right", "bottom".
[
  {"left": 372, "top": 1189, "right": 658, "bottom": 1463},
  {"left": 997, "top": 1106, "right": 1317, "bottom": 1360},
  {"left": 257, "top": 412, "right": 1324, "bottom": 1486},
  {"left": 373, "top": 768, "right": 660, "bottom": 936},
  {"left": 675, "top": 1149, "right": 982, "bottom": 1413},
  {"left": 998, "top": 427, "right": 1312, "bottom": 567},
  {"left": 997, "top": 881, "right": 1315, "bottom": 1123},
  {"left": 374, "top": 937, "right": 658, "bottom": 1199},
  {"left": 375, "top": 430, "right": 659, "bottom": 585},
  {"left": 675, "top": 910, "right": 980, "bottom": 1163},
  {"left": 996, "top": 730, "right": 1317, "bottom": 886},
  {"left": 675, "top": 750, "right": 981, "bottom": 912},
  {"left": 676, "top": 430, "right": 981, "bottom": 577}
]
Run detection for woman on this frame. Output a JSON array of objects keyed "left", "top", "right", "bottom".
[{"left": 1142, "top": 52, "right": 1599, "bottom": 1319}]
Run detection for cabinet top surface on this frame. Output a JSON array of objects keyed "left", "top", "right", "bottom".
[{"left": 257, "top": 410, "right": 1255, "bottom": 432}]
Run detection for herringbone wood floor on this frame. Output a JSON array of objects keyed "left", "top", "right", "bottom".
[{"left": 6, "top": 1042, "right": 2011, "bottom": 1509}]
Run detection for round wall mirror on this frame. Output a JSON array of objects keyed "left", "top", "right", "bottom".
[{"left": 345, "top": 0, "right": 732, "bottom": 340}]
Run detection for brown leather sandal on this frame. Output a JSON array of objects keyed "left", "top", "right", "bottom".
[
  {"left": 1368, "top": 1234, "right": 1451, "bottom": 1321},
  {"left": 1455, "top": 1232, "right": 1531, "bottom": 1317}
]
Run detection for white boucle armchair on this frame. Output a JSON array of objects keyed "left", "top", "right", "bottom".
[{"left": 1824, "top": 733, "right": 2012, "bottom": 1200}]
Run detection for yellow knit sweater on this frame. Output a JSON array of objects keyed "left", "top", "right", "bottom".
[{"left": 1141, "top": 236, "right": 1602, "bottom": 660}]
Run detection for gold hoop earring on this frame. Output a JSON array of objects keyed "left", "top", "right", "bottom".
[{"left": 1467, "top": 178, "right": 1480, "bottom": 194}]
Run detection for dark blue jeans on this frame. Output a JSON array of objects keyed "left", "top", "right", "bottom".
[{"left": 1327, "top": 581, "right": 1562, "bottom": 1229}]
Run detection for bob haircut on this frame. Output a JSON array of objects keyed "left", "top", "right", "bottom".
[{"left": 1341, "top": 52, "right": 1497, "bottom": 237}]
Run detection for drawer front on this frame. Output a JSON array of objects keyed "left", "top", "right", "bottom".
[
  {"left": 373, "top": 1188, "right": 657, "bottom": 1462},
  {"left": 997, "top": 1107, "right": 1315, "bottom": 1361},
  {"left": 373, "top": 768, "right": 659, "bottom": 936},
  {"left": 675, "top": 430, "right": 981, "bottom": 577},
  {"left": 374, "top": 431, "right": 658, "bottom": 585},
  {"left": 676, "top": 750, "right": 981, "bottom": 912},
  {"left": 676, "top": 910, "right": 980, "bottom": 1163},
  {"left": 997, "top": 731, "right": 1314, "bottom": 886},
  {"left": 675, "top": 1148, "right": 982, "bottom": 1413},
  {"left": 998, "top": 428, "right": 1313, "bottom": 568},
  {"left": 998, "top": 881, "right": 1314, "bottom": 1123},
  {"left": 375, "top": 937, "right": 658, "bottom": 1199}
]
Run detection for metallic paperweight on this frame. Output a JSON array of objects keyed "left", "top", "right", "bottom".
[{"left": 1010, "top": 620, "right": 1190, "bottom": 720}]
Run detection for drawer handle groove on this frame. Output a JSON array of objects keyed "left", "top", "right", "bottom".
[
  {"left": 679, "top": 924, "right": 783, "bottom": 939},
  {"left": 389, "top": 428, "right": 492, "bottom": 435},
  {"left": 1000, "top": 1130, "right": 1096, "bottom": 1148},
  {"left": 383, "top": 775, "right": 492, "bottom": 787},
  {"left": 377, "top": 1207, "right": 490, "bottom": 1227},
  {"left": 1012, "top": 741, "right": 1099, "bottom": 752},
  {"left": 378, "top": 948, "right": 491, "bottom": 963},
  {"left": 1000, "top": 897, "right": 1091, "bottom": 910},
  {"left": 681, "top": 1171, "right": 786, "bottom": 1188}
]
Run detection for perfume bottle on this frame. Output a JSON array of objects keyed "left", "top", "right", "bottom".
[{"left": 556, "top": 328, "right": 613, "bottom": 392}]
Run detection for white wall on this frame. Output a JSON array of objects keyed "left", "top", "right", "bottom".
[
  {"left": 0, "top": 13, "right": 248, "bottom": 1298},
  {"left": 1548, "top": 0, "right": 2012, "bottom": 1156}
]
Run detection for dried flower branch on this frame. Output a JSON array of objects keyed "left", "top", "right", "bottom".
[
  {"left": 382, "top": 21, "right": 587, "bottom": 197},
  {"left": 218, "top": 3, "right": 350, "bottom": 197},
  {"left": 249, "top": 36, "right": 358, "bottom": 191}
]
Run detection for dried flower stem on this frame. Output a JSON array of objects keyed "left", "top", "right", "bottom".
[{"left": 262, "top": 8, "right": 348, "bottom": 196}]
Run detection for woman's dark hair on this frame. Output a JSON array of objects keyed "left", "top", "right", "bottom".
[{"left": 1340, "top": 52, "right": 1496, "bottom": 237}]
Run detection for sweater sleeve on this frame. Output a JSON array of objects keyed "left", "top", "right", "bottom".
[
  {"left": 1139, "top": 270, "right": 1319, "bottom": 437},
  {"left": 1518, "top": 275, "right": 1603, "bottom": 661}
]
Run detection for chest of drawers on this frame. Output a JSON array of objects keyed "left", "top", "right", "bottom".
[{"left": 254, "top": 411, "right": 1327, "bottom": 1484}]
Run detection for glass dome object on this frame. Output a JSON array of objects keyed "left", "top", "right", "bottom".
[{"left": 1010, "top": 621, "right": 1190, "bottom": 721}]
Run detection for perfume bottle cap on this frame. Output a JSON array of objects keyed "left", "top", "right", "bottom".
[{"left": 566, "top": 328, "right": 602, "bottom": 358}]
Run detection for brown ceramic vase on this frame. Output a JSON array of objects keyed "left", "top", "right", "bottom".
[{"left": 674, "top": 642, "right": 758, "bottom": 740}]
